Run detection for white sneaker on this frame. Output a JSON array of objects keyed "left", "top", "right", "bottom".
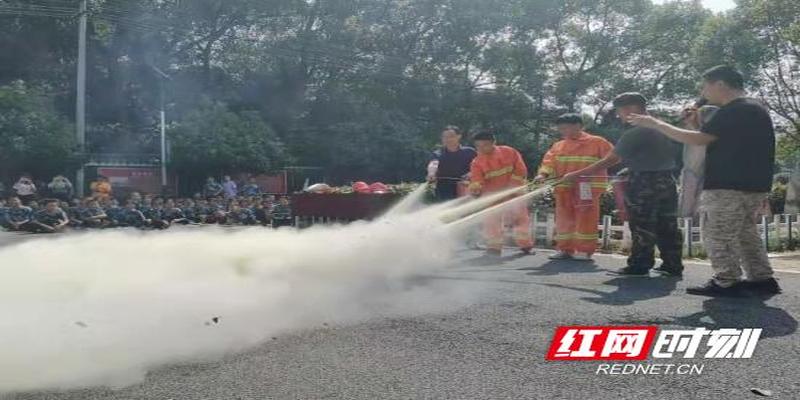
[
  {"left": 548, "top": 251, "right": 573, "bottom": 260},
  {"left": 572, "top": 252, "right": 593, "bottom": 261}
]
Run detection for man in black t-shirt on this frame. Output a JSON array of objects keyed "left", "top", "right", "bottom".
[
  {"left": 627, "top": 65, "right": 779, "bottom": 297},
  {"left": 427, "top": 126, "right": 477, "bottom": 201}
]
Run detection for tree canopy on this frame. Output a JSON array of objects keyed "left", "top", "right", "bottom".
[{"left": 0, "top": 0, "right": 798, "bottom": 183}]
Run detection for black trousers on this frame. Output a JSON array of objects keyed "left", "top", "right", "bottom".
[
  {"left": 624, "top": 171, "right": 684, "bottom": 271},
  {"left": 434, "top": 182, "right": 459, "bottom": 202}
]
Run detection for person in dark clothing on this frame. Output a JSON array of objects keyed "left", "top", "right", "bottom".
[
  {"left": 81, "top": 199, "right": 111, "bottom": 228},
  {"left": 162, "top": 199, "right": 190, "bottom": 225},
  {"left": 1, "top": 197, "right": 34, "bottom": 231},
  {"left": 29, "top": 199, "right": 69, "bottom": 233},
  {"left": 141, "top": 198, "right": 169, "bottom": 229},
  {"left": 627, "top": 65, "right": 780, "bottom": 297},
  {"left": 0, "top": 198, "right": 7, "bottom": 226},
  {"left": 228, "top": 203, "right": 257, "bottom": 225},
  {"left": 119, "top": 202, "right": 149, "bottom": 228},
  {"left": 65, "top": 200, "right": 85, "bottom": 228},
  {"left": 271, "top": 196, "right": 293, "bottom": 228},
  {"left": 203, "top": 177, "right": 223, "bottom": 198},
  {"left": 427, "top": 126, "right": 477, "bottom": 201},
  {"left": 240, "top": 177, "right": 262, "bottom": 197},
  {"left": 563, "top": 92, "right": 684, "bottom": 277},
  {"left": 103, "top": 199, "right": 124, "bottom": 227},
  {"left": 254, "top": 200, "right": 274, "bottom": 226}
]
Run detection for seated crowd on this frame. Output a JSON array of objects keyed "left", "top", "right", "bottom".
[{"left": 0, "top": 190, "right": 293, "bottom": 234}]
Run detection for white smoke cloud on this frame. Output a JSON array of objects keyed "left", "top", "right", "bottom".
[{"left": 0, "top": 212, "right": 481, "bottom": 393}]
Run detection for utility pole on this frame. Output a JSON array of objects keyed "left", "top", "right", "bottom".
[
  {"left": 150, "top": 65, "right": 171, "bottom": 191},
  {"left": 160, "top": 84, "right": 167, "bottom": 190},
  {"left": 75, "top": 0, "right": 88, "bottom": 197}
]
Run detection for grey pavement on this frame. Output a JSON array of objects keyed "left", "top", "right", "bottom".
[{"left": 1, "top": 230, "right": 798, "bottom": 400}]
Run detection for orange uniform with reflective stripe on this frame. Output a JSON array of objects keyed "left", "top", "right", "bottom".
[
  {"left": 469, "top": 145, "right": 528, "bottom": 193},
  {"left": 469, "top": 145, "right": 533, "bottom": 252},
  {"left": 538, "top": 132, "right": 613, "bottom": 254}
]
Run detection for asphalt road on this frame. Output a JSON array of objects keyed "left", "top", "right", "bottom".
[{"left": 1, "top": 230, "right": 798, "bottom": 400}]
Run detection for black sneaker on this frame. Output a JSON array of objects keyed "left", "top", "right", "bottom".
[
  {"left": 686, "top": 280, "right": 743, "bottom": 297},
  {"left": 740, "top": 278, "right": 782, "bottom": 295},
  {"left": 612, "top": 267, "right": 650, "bottom": 276},
  {"left": 653, "top": 265, "right": 683, "bottom": 277}
]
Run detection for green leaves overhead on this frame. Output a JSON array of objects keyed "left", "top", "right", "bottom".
[{"left": 0, "top": 0, "right": 798, "bottom": 183}]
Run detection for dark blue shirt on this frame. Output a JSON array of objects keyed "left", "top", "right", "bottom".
[
  {"left": 272, "top": 204, "right": 292, "bottom": 220},
  {"left": 241, "top": 184, "right": 262, "bottom": 196},
  {"left": 140, "top": 206, "right": 161, "bottom": 220},
  {"left": 105, "top": 206, "right": 124, "bottom": 222},
  {"left": 432, "top": 146, "right": 477, "bottom": 180},
  {"left": 81, "top": 207, "right": 106, "bottom": 219},
  {"left": 230, "top": 208, "right": 256, "bottom": 224},
  {"left": 162, "top": 207, "right": 185, "bottom": 221},
  {"left": 6, "top": 206, "right": 33, "bottom": 223},
  {"left": 204, "top": 182, "right": 223, "bottom": 196},
  {"left": 121, "top": 209, "right": 147, "bottom": 226},
  {"left": 34, "top": 209, "right": 68, "bottom": 226}
]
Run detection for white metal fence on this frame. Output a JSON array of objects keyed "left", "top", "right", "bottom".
[{"left": 531, "top": 211, "right": 800, "bottom": 256}]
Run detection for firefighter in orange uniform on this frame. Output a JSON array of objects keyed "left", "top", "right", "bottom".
[
  {"left": 534, "top": 114, "right": 613, "bottom": 261},
  {"left": 469, "top": 131, "right": 534, "bottom": 258}
]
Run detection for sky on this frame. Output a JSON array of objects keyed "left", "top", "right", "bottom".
[{"left": 654, "top": 0, "right": 736, "bottom": 12}]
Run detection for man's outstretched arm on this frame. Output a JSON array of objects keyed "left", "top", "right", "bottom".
[
  {"left": 561, "top": 153, "right": 622, "bottom": 182},
  {"left": 627, "top": 113, "right": 717, "bottom": 146}
]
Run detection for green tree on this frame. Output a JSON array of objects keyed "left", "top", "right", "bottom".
[
  {"left": 0, "top": 81, "right": 79, "bottom": 180},
  {"left": 169, "top": 99, "right": 289, "bottom": 179}
]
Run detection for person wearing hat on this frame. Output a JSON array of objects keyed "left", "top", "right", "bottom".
[{"left": 562, "top": 92, "right": 684, "bottom": 277}]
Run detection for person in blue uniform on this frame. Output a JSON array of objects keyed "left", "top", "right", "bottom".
[
  {"left": 2, "top": 197, "right": 33, "bottom": 231},
  {"left": 81, "top": 199, "right": 111, "bottom": 228},
  {"left": 29, "top": 199, "right": 69, "bottom": 233},
  {"left": 271, "top": 196, "right": 293, "bottom": 228},
  {"left": 119, "top": 202, "right": 148, "bottom": 228},
  {"left": 228, "top": 203, "right": 257, "bottom": 225},
  {"left": 162, "top": 199, "right": 189, "bottom": 225}
]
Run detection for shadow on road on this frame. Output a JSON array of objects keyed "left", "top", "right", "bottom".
[
  {"left": 462, "top": 252, "right": 535, "bottom": 267},
  {"left": 539, "top": 276, "right": 680, "bottom": 306},
  {"left": 518, "top": 260, "right": 600, "bottom": 276},
  {"left": 672, "top": 297, "right": 798, "bottom": 339}
]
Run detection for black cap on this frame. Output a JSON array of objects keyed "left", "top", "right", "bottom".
[
  {"left": 555, "top": 113, "right": 583, "bottom": 125},
  {"left": 612, "top": 92, "right": 648, "bottom": 108},
  {"left": 472, "top": 130, "right": 496, "bottom": 142}
]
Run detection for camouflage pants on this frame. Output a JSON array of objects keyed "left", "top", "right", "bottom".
[
  {"left": 701, "top": 190, "right": 773, "bottom": 287},
  {"left": 624, "top": 171, "right": 683, "bottom": 271}
]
